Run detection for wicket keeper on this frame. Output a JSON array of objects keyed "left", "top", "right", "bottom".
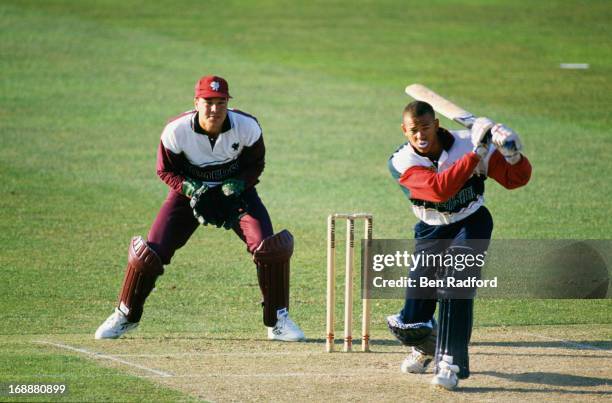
[
  {"left": 95, "top": 75, "right": 304, "bottom": 342},
  {"left": 386, "top": 101, "right": 531, "bottom": 389}
]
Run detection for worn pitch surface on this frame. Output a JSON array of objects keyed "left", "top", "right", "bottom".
[{"left": 32, "top": 325, "right": 611, "bottom": 402}]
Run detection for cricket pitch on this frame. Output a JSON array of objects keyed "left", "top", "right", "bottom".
[{"left": 33, "top": 324, "right": 612, "bottom": 402}]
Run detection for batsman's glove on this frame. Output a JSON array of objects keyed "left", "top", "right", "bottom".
[
  {"left": 470, "top": 117, "right": 494, "bottom": 159},
  {"left": 491, "top": 123, "right": 523, "bottom": 165},
  {"left": 190, "top": 185, "right": 247, "bottom": 230}
]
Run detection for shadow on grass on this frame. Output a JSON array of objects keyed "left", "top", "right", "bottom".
[
  {"left": 479, "top": 371, "right": 611, "bottom": 387},
  {"left": 462, "top": 371, "right": 612, "bottom": 396},
  {"left": 472, "top": 340, "right": 612, "bottom": 350},
  {"left": 475, "top": 351, "right": 611, "bottom": 359},
  {"left": 141, "top": 335, "right": 405, "bottom": 348},
  {"left": 298, "top": 338, "right": 410, "bottom": 353},
  {"left": 460, "top": 386, "right": 611, "bottom": 396},
  {"left": 308, "top": 338, "right": 402, "bottom": 346}
]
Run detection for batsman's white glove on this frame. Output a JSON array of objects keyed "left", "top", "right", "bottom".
[
  {"left": 491, "top": 123, "right": 523, "bottom": 165},
  {"left": 471, "top": 117, "right": 494, "bottom": 159}
]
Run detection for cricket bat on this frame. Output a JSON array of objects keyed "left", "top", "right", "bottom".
[{"left": 405, "top": 83, "right": 517, "bottom": 151}]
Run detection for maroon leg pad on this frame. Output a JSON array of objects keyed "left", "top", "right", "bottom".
[
  {"left": 118, "top": 236, "right": 164, "bottom": 322},
  {"left": 253, "top": 230, "right": 293, "bottom": 326}
]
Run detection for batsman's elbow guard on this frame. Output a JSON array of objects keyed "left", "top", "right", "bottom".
[
  {"left": 253, "top": 230, "right": 294, "bottom": 327},
  {"left": 387, "top": 314, "right": 435, "bottom": 346}
]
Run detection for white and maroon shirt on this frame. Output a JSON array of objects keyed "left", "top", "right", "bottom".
[
  {"left": 157, "top": 109, "right": 265, "bottom": 194},
  {"left": 389, "top": 128, "right": 532, "bottom": 225}
]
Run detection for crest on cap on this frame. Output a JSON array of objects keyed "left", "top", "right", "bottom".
[{"left": 195, "top": 75, "right": 231, "bottom": 99}]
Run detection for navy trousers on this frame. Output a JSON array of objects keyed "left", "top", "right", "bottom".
[
  {"left": 400, "top": 206, "right": 493, "bottom": 323},
  {"left": 400, "top": 206, "right": 493, "bottom": 378}
]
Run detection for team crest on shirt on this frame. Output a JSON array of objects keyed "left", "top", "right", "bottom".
[
  {"left": 210, "top": 81, "right": 220, "bottom": 91},
  {"left": 232, "top": 142, "right": 239, "bottom": 150}
]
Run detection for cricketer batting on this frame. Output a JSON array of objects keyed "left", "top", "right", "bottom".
[{"left": 386, "top": 100, "right": 532, "bottom": 390}]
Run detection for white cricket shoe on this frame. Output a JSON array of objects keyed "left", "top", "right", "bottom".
[
  {"left": 267, "top": 308, "right": 305, "bottom": 341},
  {"left": 94, "top": 309, "right": 139, "bottom": 339},
  {"left": 401, "top": 347, "right": 434, "bottom": 374},
  {"left": 431, "top": 354, "right": 460, "bottom": 390}
]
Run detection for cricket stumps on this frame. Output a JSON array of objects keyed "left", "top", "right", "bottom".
[{"left": 326, "top": 213, "right": 373, "bottom": 353}]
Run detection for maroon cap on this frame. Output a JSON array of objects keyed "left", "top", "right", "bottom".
[{"left": 194, "top": 75, "right": 232, "bottom": 99}]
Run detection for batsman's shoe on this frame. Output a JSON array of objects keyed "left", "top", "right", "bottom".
[
  {"left": 95, "top": 309, "right": 139, "bottom": 339},
  {"left": 431, "top": 355, "right": 460, "bottom": 390},
  {"left": 267, "top": 308, "right": 305, "bottom": 342},
  {"left": 401, "top": 347, "right": 434, "bottom": 374}
]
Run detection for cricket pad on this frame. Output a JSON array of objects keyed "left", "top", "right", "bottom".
[
  {"left": 387, "top": 317, "right": 434, "bottom": 347},
  {"left": 118, "top": 236, "right": 164, "bottom": 322},
  {"left": 253, "top": 230, "right": 294, "bottom": 327},
  {"left": 414, "top": 318, "right": 437, "bottom": 356},
  {"left": 435, "top": 299, "right": 473, "bottom": 379}
]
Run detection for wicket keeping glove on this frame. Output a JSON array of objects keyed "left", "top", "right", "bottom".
[
  {"left": 190, "top": 185, "right": 247, "bottom": 230},
  {"left": 491, "top": 123, "right": 523, "bottom": 165},
  {"left": 221, "top": 178, "right": 245, "bottom": 197},
  {"left": 219, "top": 179, "right": 247, "bottom": 229},
  {"left": 182, "top": 178, "right": 204, "bottom": 198},
  {"left": 190, "top": 185, "right": 223, "bottom": 227},
  {"left": 219, "top": 194, "right": 248, "bottom": 230},
  {"left": 470, "top": 117, "right": 494, "bottom": 159}
]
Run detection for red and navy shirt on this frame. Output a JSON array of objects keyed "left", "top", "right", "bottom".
[
  {"left": 389, "top": 128, "right": 532, "bottom": 225},
  {"left": 157, "top": 109, "right": 265, "bottom": 194}
]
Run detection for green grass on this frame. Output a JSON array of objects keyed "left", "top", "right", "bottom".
[
  {"left": 1, "top": 0, "right": 611, "bottom": 400},
  {"left": 0, "top": 338, "right": 196, "bottom": 402}
]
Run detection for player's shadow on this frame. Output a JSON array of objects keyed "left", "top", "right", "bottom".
[
  {"left": 465, "top": 339, "right": 611, "bottom": 395},
  {"left": 476, "top": 351, "right": 611, "bottom": 359},
  {"left": 479, "top": 371, "right": 611, "bottom": 387},
  {"left": 460, "top": 386, "right": 611, "bottom": 397},
  {"left": 307, "top": 338, "right": 405, "bottom": 352},
  {"left": 472, "top": 340, "right": 612, "bottom": 350},
  {"left": 323, "top": 338, "right": 403, "bottom": 347},
  {"left": 462, "top": 371, "right": 612, "bottom": 396}
]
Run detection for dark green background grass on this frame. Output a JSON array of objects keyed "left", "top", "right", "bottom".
[{"left": 1, "top": 0, "right": 611, "bottom": 400}]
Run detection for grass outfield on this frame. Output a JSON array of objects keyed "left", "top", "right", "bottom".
[{"left": 1, "top": 0, "right": 610, "bottom": 401}]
